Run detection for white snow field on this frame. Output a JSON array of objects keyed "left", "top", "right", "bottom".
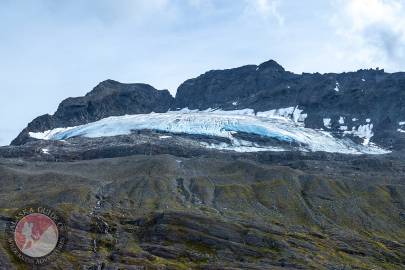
[{"left": 29, "top": 107, "right": 389, "bottom": 154}]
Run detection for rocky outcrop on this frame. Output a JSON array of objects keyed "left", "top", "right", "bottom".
[
  {"left": 174, "top": 60, "right": 288, "bottom": 110},
  {"left": 11, "top": 80, "right": 174, "bottom": 145},
  {"left": 175, "top": 60, "right": 405, "bottom": 150}
]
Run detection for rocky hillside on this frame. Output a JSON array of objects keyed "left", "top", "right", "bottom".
[{"left": 0, "top": 151, "right": 404, "bottom": 269}]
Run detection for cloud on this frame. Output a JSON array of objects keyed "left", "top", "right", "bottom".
[
  {"left": 245, "top": 0, "right": 284, "bottom": 25},
  {"left": 333, "top": 0, "right": 405, "bottom": 69},
  {"left": 0, "top": 128, "right": 18, "bottom": 146}
]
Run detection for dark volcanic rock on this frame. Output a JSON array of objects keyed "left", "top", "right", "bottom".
[
  {"left": 11, "top": 80, "right": 174, "bottom": 145},
  {"left": 174, "top": 60, "right": 405, "bottom": 150},
  {"left": 174, "top": 60, "right": 288, "bottom": 110}
]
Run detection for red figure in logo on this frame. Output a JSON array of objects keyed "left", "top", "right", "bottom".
[{"left": 14, "top": 213, "right": 59, "bottom": 258}]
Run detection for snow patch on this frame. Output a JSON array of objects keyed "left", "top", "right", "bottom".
[
  {"left": 339, "top": 117, "right": 345, "bottom": 124},
  {"left": 220, "top": 108, "right": 255, "bottom": 116},
  {"left": 366, "top": 118, "right": 371, "bottom": 123},
  {"left": 232, "top": 101, "right": 238, "bottom": 106},
  {"left": 345, "top": 124, "right": 374, "bottom": 145},
  {"left": 159, "top": 135, "right": 172, "bottom": 139},
  {"left": 256, "top": 106, "right": 307, "bottom": 124},
  {"left": 200, "top": 142, "right": 285, "bottom": 153},
  {"left": 41, "top": 148, "right": 50, "bottom": 154},
  {"left": 29, "top": 127, "right": 76, "bottom": 140},
  {"left": 399, "top": 121, "right": 405, "bottom": 126},
  {"left": 334, "top": 82, "right": 340, "bottom": 92},
  {"left": 323, "top": 118, "right": 332, "bottom": 129},
  {"left": 352, "top": 118, "right": 358, "bottom": 122}
]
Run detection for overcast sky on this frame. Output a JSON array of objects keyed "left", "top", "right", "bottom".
[{"left": 1, "top": 0, "right": 405, "bottom": 146}]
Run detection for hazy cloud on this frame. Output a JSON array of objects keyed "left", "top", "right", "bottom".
[
  {"left": 245, "top": 0, "right": 285, "bottom": 25},
  {"left": 333, "top": 0, "right": 405, "bottom": 69}
]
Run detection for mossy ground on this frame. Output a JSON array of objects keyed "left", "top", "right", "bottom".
[{"left": 0, "top": 154, "right": 404, "bottom": 269}]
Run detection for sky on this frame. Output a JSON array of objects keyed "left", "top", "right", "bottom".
[{"left": 1, "top": 0, "right": 405, "bottom": 146}]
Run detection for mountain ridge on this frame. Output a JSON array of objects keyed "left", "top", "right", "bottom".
[
  {"left": 11, "top": 59, "right": 405, "bottom": 152},
  {"left": 11, "top": 80, "right": 174, "bottom": 145}
]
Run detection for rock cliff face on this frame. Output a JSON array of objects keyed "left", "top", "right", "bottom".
[
  {"left": 175, "top": 60, "right": 405, "bottom": 150},
  {"left": 11, "top": 80, "right": 174, "bottom": 145}
]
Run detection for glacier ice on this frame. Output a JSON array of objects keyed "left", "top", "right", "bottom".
[
  {"left": 29, "top": 108, "right": 389, "bottom": 154},
  {"left": 344, "top": 123, "right": 374, "bottom": 146},
  {"left": 323, "top": 118, "right": 332, "bottom": 129},
  {"left": 256, "top": 106, "right": 307, "bottom": 123}
]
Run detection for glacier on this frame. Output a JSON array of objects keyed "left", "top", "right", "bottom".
[{"left": 29, "top": 108, "right": 390, "bottom": 154}]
